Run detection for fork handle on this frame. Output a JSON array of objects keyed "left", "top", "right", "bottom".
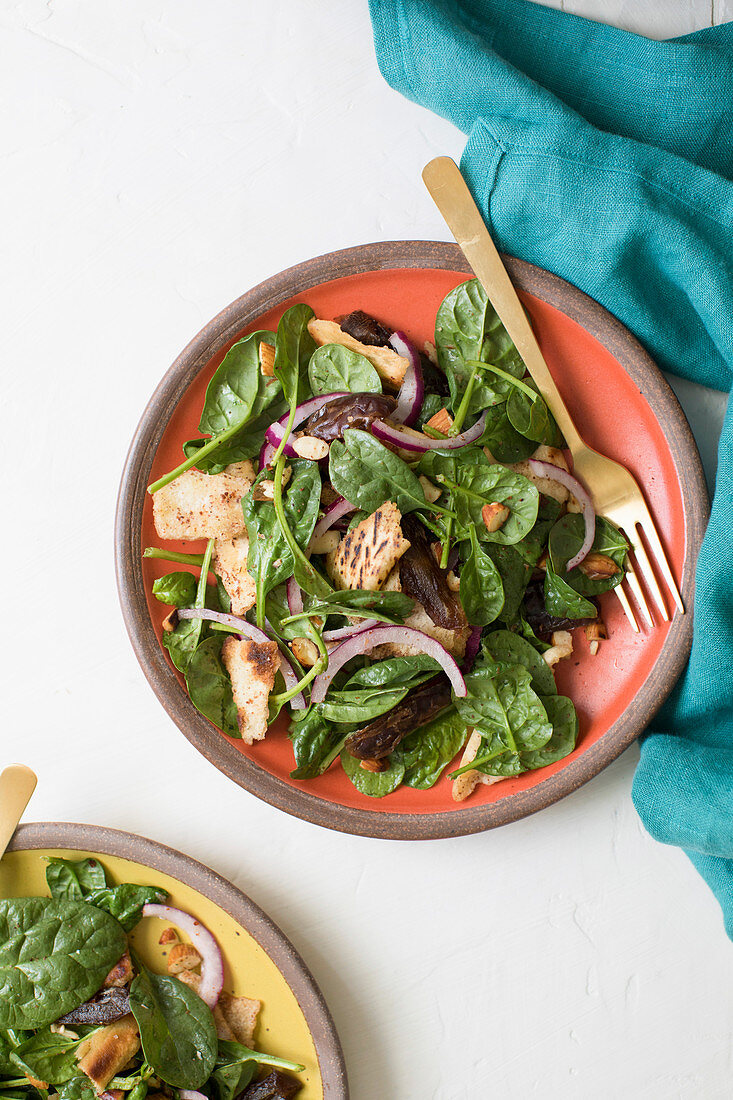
[{"left": 423, "top": 157, "right": 585, "bottom": 456}]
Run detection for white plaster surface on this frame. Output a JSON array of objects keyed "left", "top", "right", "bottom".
[{"left": 1, "top": 2, "right": 731, "bottom": 1097}]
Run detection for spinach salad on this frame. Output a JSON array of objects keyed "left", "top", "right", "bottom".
[
  {"left": 0, "top": 859, "right": 304, "bottom": 1100},
  {"left": 145, "top": 280, "right": 628, "bottom": 801}
]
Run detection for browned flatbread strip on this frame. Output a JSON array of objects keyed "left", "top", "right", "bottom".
[{"left": 327, "top": 502, "right": 410, "bottom": 592}]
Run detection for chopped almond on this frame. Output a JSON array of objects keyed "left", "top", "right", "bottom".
[
  {"left": 293, "top": 435, "right": 329, "bottom": 461},
  {"left": 104, "top": 951, "right": 133, "bottom": 988},
  {"left": 259, "top": 341, "right": 275, "bottom": 377},
  {"left": 360, "top": 758, "right": 389, "bottom": 773},
  {"left": 586, "top": 619, "right": 607, "bottom": 656},
  {"left": 542, "top": 630, "right": 573, "bottom": 668},
  {"left": 159, "top": 927, "right": 178, "bottom": 946},
  {"left": 418, "top": 475, "right": 442, "bottom": 504},
  {"left": 252, "top": 465, "right": 292, "bottom": 502},
  {"left": 446, "top": 570, "right": 460, "bottom": 593},
  {"left": 578, "top": 552, "right": 621, "bottom": 580},
  {"left": 423, "top": 340, "right": 438, "bottom": 365},
  {"left": 167, "top": 943, "right": 203, "bottom": 974},
  {"left": 290, "top": 637, "right": 319, "bottom": 668},
  {"left": 162, "top": 608, "right": 178, "bottom": 633},
  {"left": 481, "top": 502, "right": 510, "bottom": 533},
  {"left": 426, "top": 407, "right": 453, "bottom": 435}
]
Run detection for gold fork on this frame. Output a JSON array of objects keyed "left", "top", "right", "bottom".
[
  {"left": 0, "top": 764, "right": 37, "bottom": 860},
  {"left": 423, "top": 156, "right": 683, "bottom": 630}
]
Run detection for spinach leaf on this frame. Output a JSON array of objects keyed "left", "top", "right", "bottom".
[
  {"left": 84, "top": 884, "right": 167, "bottom": 933},
  {"left": 162, "top": 539, "right": 215, "bottom": 673},
  {"left": 460, "top": 527, "right": 504, "bottom": 626},
  {"left": 341, "top": 749, "right": 405, "bottom": 797},
  {"left": 345, "top": 654, "right": 441, "bottom": 690},
  {"left": 544, "top": 562, "right": 597, "bottom": 619},
  {"left": 416, "top": 393, "right": 444, "bottom": 429},
  {"left": 435, "top": 279, "right": 523, "bottom": 414},
  {"left": 128, "top": 965, "right": 217, "bottom": 1089},
  {"left": 483, "top": 630, "right": 557, "bottom": 695},
  {"left": 481, "top": 544, "right": 533, "bottom": 626},
  {"left": 448, "top": 464, "right": 539, "bottom": 546},
  {"left": 45, "top": 858, "right": 107, "bottom": 901},
  {"left": 417, "top": 445, "right": 489, "bottom": 483},
  {"left": 308, "top": 344, "right": 381, "bottom": 395},
  {"left": 515, "top": 494, "right": 563, "bottom": 567},
  {"left": 287, "top": 589, "right": 414, "bottom": 627},
  {"left": 454, "top": 657, "right": 552, "bottom": 777},
  {"left": 185, "top": 634, "right": 240, "bottom": 739},
  {"left": 210, "top": 1060, "right": 256, "bottom": 1100},
  {"left": 11, "top": 1030, "right": 88, "bottom": 1085},
  {"left": 243, "top": 460, "right": 323, "bottom": 613},
  {"left": 57, "top": 1077, "right": 97, "bottom": 1100},
  {"left": 548, "top": 514, "right": 627, "bottom": 595},
  {"left": 289, "top": 710, "right": 345, "bottom": 780},
  {"left": 481, "top": 403, "right": 537, "bottom": 464},
  {"left": 217, "top": 1039, "right": 304, "bottom": 1074},
  {"left": 506, "top": 380, "right": 563, "bottom": 447},
  {"left": 320, "top": 685, "right": 411, "bottom": 723},
  {"left": 522, "top": 695, "right": 578, "bottom": 769},
  {"left": 329, "top": 430, "right": 427, "bottom": 515},
  {"left": 273, "top": 304, "right": 315, "bottom": 405},
  {"left": 400, "top": 709, "right": 468, "bottom": 789},
  {"left": 198, "top": 331, "right": 273, "bottom": 439},
  {"left": 183, "top": 373, "right": 287, "bottom": 472},
  {"left": 152, "top": 572, "right": 197, "bottom": 608},
  {"left": 0, "top": 898, "right": 127, "bottom": 1029}
]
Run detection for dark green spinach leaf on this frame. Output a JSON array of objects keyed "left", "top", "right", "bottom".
[
  {"left": 0, "top": 898, "right": 127, "bottom": 1029},
  {"left": 544, "top": 562, "right": 597, "bottom": 619},
  {"left": 289, "top": 710, "right": 345, "bottom": 780},
  {"left": 152, "top": 572, "right": 197, "bottom": 608},
  {"left": 481, "top": 403, "right": 537, "bottom": 464},
  {"left": 128, "top": 966, "right": 217, "bottom": 1089},
  {"left": 185, "top": 634, "right": 240, "bottom": 739},
  {"left": 548, "top": 514, "right": 627, "bottom": 595},
  {"left": 308, "top": 344, "right": 381, "bottom": 395},
  {"left": 449, "top": 464, "right": 539, "bottom": 546},
  {"left": 85, "top": 884, "right": 167, "bottom": 933},
  {"left": 522, "top": 695, "right": 578, "bottom": 769},
  {"left": 329, "top": 430, "right": 427, "bottom": 515},
  {"left": 198, "top": 331, "right": 272, "bottom": 438},
  {"left": 45, "top": 858, "right": 107, "bottom": 901},
  {"left": 483, "top": 630, "right": 557, "bottom": 696},
  {"left": 400, "top": 709, "right": 468, "bottom": 789},
  {"left": 506, "top": 380, "right": 563, "bottom": 447},
  {"left": 460, "top": 528, "right": 504, "bottom": 626},
  {"left": 341, "top": 749, "right": 405, "bottom": 797},
  {"left": 344, "top": 654, "right": 441, "bottom": 690},
  {"left": 273, "top": 304, "right": 315, "bottom": 406}
]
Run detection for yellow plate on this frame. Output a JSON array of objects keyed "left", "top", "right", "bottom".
[{"left": 2, "top": 823, "right": 347, "bottom": 1100}]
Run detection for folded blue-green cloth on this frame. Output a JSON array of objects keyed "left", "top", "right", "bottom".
[{"left": 369, "top": 0, "right": 733, "bottom": 935}]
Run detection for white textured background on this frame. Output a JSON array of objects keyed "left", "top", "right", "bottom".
[{"left": 2, "top": 2, "right": 731, "bottom": 1097}]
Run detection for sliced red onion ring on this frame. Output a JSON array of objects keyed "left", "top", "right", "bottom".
[
  {"left": 371, "top": 410, "right": 487, "bottom": 452},
  {"left": 142, "top": 904, "right": 224, "bottom": 1008},
  {"left": 179, "top": 1092, "right": 207, "bottom": 1100},
  {"left": 528, "top": 459, "right": 596, "bottom": 570},
  {"left": 390, "top": 331, "right": 424, "bottom": 427},
  {"left": 286, "top": 576, "right": 303, "bottom": 617},
  {"left": 259, "top": 439, "right": 276, "bottom": 470},
  {"left": 264, "top": 421, "right": 298, "bottom": 458},
  {"left": 312, "top": 495, "right": 357, "bottom": 539},
  {"left": 178, "top": 608, "right": 305, "bottom": 709},
  {"left": 311, "top": 625, "right": 466, "bottom": 704},
  {"left": 322, "top": 618, "right": 380, "bottom": 642}
]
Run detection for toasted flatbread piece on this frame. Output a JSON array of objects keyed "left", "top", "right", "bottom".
[
  {"left": 217, "top": 990, "right": 261, "bottom": 1047},
  {"left": 371, "top": 599, "right": 470, "bottom": 661},
  {"left": 327, "top": 503, "right": 410, "bottom": 592},
  {"left": 214, "top": 534, "right": 256, "bottom": 615},
  {"left": 77, "top": 1015, "right": 140, "bottom": 1093},
  {"left": 221, "top": 635, "right": 279, "bottom": 744},
  {"left": 152, "top": 461, "right": 255, "bottom": 542},
  {"left": 307, "top": 318, "right": 408, "bottom": 387}
]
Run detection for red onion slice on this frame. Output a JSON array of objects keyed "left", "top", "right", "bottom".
[
  {"left": 311, "top": 625, "right": 466, "bottom": 704},
  {"left": 371, "top": 410, "right": 487, "bottom": 452},
  {"left": 142, "top": 904, "right": 224, "bottom": 1008},
  {"left": 178, "top": 608, "right": 305, "bottom": 709},
  {"left": 322, "top": 618, "right": 380, "bottom": 642},
  {"left": 264, "top": 421, "right": 298, "bottom": 457},
  {"left": 312, "top": 495, "right": 357, "bottom": 539},
  {"left": 528, "top": 459, "right": 596, "bottom": 570},
  {"left": 390, "top": 331, "right": 424, "bottom": 427},
  {"left": 286, "top": 576, "right": 303, "bottom": 617}
]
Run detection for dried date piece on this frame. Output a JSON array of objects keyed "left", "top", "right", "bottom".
[
  {"left": 345, "top": 676, "right": 452, "bottom": 761},
  {"left": 400, "top": 515, "right": 466, "bottom": 632},
  {"left": 57, "top": 986, "right": 130, "bottom": 1026},
  {"left": 304, "top": 393, "right": 397, "bottom": 444},
  {"left": 239, "top": 1069, "right": 303, "bottom": 1099},
  {"left": 338, "top": 309, "right": 392, "bottom": 347}
]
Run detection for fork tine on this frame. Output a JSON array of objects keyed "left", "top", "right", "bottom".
[
  {"left": 626, "top": 524, "right": 670, "bottom": 622},
  {"left": 614, "top": 583, "right": 640, "bottom": 633},
  {"left": 636, "top": 511, "right": 685, "bottom": 615},
  {"left": 621, "top": 552, "right": 654, "bottom": 628}
]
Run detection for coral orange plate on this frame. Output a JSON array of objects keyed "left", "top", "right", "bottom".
[{"left": 117, "top": 242, "right": 707, "bottom": 838}]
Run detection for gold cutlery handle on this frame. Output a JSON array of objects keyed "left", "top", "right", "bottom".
[
  {"left": 423, "top": 156, "right": 585, "bottom": 456},
  {"left": 0, "top": 764, "right": 37, "bottom": 859}
]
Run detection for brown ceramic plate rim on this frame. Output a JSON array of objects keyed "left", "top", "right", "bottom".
[
  {"left": 7, "top": 821, "right": 348, "bottom": 1098},
  {"left": 115, "top": 240, "right": 708, "bottom": 840}
]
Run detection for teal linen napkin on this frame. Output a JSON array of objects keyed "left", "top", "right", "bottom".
[{"left": 369, "top": 0, "right": 733, "bottom": 935}]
